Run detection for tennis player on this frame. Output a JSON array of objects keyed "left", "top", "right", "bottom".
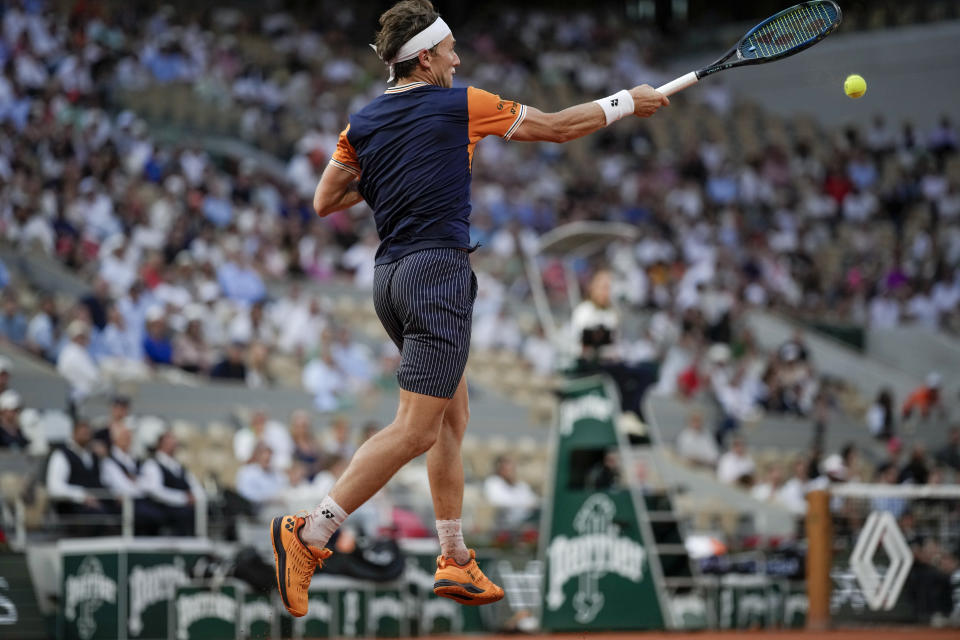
[{"left": 272, "top": 0, "right": 668, "bottom": 617}]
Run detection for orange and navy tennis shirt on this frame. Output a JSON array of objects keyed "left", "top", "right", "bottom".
[{"left": 330, "top": 81, "right": 527, "bottom": 265}]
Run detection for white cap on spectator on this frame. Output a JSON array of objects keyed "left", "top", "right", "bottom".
[
  {"left": 0, "top": 356, "right": 12, "bottom": 374},
  {"left": 707, "top": 343, "right": 731, "bottom": 365},
  {"left": 145, "top": 306, "right": 166, "bottom": 323},
  {"left": 66, "top": 320, "right": 89, "bottom": 339},
  {"left": 822, "top": 454, "right": 846, "bottom": 480},
  {"left": 926, "top": 372, "right": 941, "bottom": 388},
  {"left": 0, "top": 389, "right": 21, "bottom": 410}
]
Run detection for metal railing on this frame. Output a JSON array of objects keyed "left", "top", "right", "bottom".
[{"left": 5, "top": 490, "right": 208, "bottom": 550}]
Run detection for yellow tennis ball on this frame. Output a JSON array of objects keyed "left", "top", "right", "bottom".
[{"left": 844, "top": 74, "right": 866, "bottom": 99}]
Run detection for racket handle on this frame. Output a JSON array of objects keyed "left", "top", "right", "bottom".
[{"left": 656, "top": 71, "right": 699, "bottom": 97}]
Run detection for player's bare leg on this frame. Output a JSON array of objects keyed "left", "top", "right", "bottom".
[
  {"left": 330, "top": 388, "right": 449, "bottom": 513},
  {"left": 429, "top": 375, "right": 504, "bottom": 605},
  {"left": 428, "top": 375, "right": 469, "bottom": 522}
]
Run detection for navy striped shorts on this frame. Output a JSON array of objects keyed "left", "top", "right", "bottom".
[{"left": 373, "top": 248, "right": 478, "bottom": 399}]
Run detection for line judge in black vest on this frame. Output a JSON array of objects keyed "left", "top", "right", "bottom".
[
  {"left": 46, "top": 418, "right": 118, "bottom": 535},
  {"left": 140, "top": 430, "right": 205, "bottom": 536},
  {"left": 100, "top": 422, "right": 166, "bottom": 536}
]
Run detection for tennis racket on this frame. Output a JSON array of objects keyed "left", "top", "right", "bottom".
[{"left": 656, "top": 0, "right": 842, "bottom": 97}]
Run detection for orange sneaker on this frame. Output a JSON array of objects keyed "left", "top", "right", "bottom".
[
  {"left": 270, "top": 514, "right": 333, "bottom": 617},
  {"left": 433, "top": 549, "right": 504, "bottom": 605}
]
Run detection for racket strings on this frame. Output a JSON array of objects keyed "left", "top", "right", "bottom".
[{"left": 742, "top": 1, "right": 839, "bottom": 59}]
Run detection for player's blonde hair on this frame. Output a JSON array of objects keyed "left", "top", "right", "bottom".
[{"left": 374, "top": 0, "right": 440, "bottom": 83}]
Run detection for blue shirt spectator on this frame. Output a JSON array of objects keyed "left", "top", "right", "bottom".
[
  {"left": 217, "top": 259, "right": 266, "bottom": 304},
  {"left": 0, "top": 296, "right": 27, "bottom": 345},
  {"left": 142, "top": 308, "right": 173, "bottom": 365}
]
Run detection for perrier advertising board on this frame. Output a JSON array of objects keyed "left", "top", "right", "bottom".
[{"left": 539, "top": 374, "right": 669, "bottom": 631}]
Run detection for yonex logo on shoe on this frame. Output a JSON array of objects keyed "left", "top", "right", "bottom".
[
  {"left": 320, "top": 509, "right": 335, "bottom": 519},
  {"left": 285, "top": 520, "right": 294, "bottom": 532}
]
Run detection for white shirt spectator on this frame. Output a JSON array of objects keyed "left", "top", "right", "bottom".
[
  {"left": 869, "top": 295, "right": 901, "bottom": 329},
  {"left": 906, "top": 292, "right": 939, "bottom": 329},
  {"left": 57, "top": 340, "right": 103, "bottom": 399},
  {"left": 676, "top": 425, "right": 720, "bottom": 467},
  {"left": 717, "top": 449, "right": 756, "bottom": 484},
  {"left": 484, "top": 474, "right": 538, "bottom": 527},
  {"left": 235, "top": 463, "right": 288, "bottom": 504},
  {"left": 140, "top": 452, "right": 204, "bottom": 506},
  {"left": 233, "top": 421, "right": 294, "bottom": 470},
  {"left": 775, "top": 478, "right": 808, "bottom": 515}
]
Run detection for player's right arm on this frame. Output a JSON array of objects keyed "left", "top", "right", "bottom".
[
  {"left": 314, "top": 125, "right": 365, "bottom": 217},
  {"left": 511, "top": 84, "right": 668, "bottom": 144}
]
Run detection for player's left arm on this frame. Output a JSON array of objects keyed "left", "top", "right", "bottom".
[{"left": 314, "top": 124, "right": 365, "bottom": 217}]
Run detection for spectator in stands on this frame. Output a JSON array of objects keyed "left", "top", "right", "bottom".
[
  {"left": 93, "top": 395, "right": 133, "bottom": 452},
  {"left": 902, "top": 372, "right": 947, "bottom": 423},
  {"left": 871, "top": 466, "right": 907, "bottom": 518},
  {"left": 867, "top": 388, "right": 896, "bottom": 441},
  {"left": 822, "top": 443, "right": 858, "bottom": 482},
  {"left": 751, "top": 465, "right": 785, "bottom": 503},
  {"left": 775, "top": 458, "right": 810, "bottom": 515},
  {"left": 676, "top": 411, "right": 719, "bottom": 469},
  {"left": 233, "top": 409, "right": 294, "bottom": 470},
  {"left": 142, "top": 307, "right": 174, "bottom": 366},
  {"left": 100, "top": 423, "right": 164, "bottom": 535},
  {"left": 94, "top": 305, "right": 150, "bottom": 382},
  {"left": 898, "top": 443, "right": 930, "bottom": 485},
  {"left": 301, "top": 347, "right": 346, "bottom": 411},
  {"left": 716, "top": 437, "right": 756, "bottom": 486},
  {"left": 0, "top": 293, "right": 27, "bottom": 346},
  {"left": 484, "top": 454, "right": 539, "bottom": 528},
  {"left": 0, "top": 357, "right": 11, "bottom": 394},
  {"left": 26, "top": 294, "right": 58, "bottom": 360},
  {"left": 80, "top": 278, "right": 111, "bottom": 332},
  {"left": 235, "top": 443, "right": 289, "bottom": 513},
  {"left": 289, "top": 410, "right": 323, "bottom": 478},
  {"left": 245, "top": 341, "right": 274, "bottom": 388},
  {"left": 933, "top": 426, "right": 960, "bottom": 471},
  {"left": 56, "top": 320, "right": 105, "bottom": 405},
  {"left": 211, "top": 340, "right": 247, "bottom": 381},
  {"left": 46, "top": 419, "right": 116, "bottom": 535},
  {"left": 0, "top": 390, "right": 28, "bottom": 449},
  {"left": 141, "top": 430, "right": 205, "bottom": 536},
  {"left": 322, "top": 415, "right": 355, "bottom": 460},
  {"left": 172, "top": 309, "right": 215, "bottom": 374}
]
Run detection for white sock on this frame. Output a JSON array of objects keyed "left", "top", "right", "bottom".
[
  {"left": 300, "top": 496, "right": 348, "bottom": 549},
  {"left": 436, "top": 519, "right": 470, "bottom": 565}
]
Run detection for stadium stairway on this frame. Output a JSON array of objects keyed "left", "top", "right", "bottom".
[
  {"left": 743, "top": 309, "right": 951, "bottom": 409},
  {"left": 0, "top": 242, "right": 90, "bottom": 298},
  {"left": 866, "top": 327, "right": 960, "bottom": 383}
]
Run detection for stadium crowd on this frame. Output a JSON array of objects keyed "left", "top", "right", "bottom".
[{"left": 0, "top": 1, "right": 958, "bottom": 547}]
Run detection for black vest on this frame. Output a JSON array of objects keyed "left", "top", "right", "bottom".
[
  {"left": 109, "top": 453, "right": 140, "bottom": 479},
  {"left": 158, "top": 458, "right": 191, "bottom": 491},
  {"left": 59, "top": 445, "right": 102, "bottom": 489}
]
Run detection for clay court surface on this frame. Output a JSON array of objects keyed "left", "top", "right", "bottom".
[{"left": 425, "top": 631, "right": 960, "bottom": 640}]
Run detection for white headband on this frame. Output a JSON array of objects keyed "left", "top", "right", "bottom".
[{"left": 370, "top": 16, "right": 451, "bottom": 82}]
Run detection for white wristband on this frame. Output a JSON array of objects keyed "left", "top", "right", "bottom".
[{"left": 594, "top": 89, "right": 634, "bottom": 126}]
